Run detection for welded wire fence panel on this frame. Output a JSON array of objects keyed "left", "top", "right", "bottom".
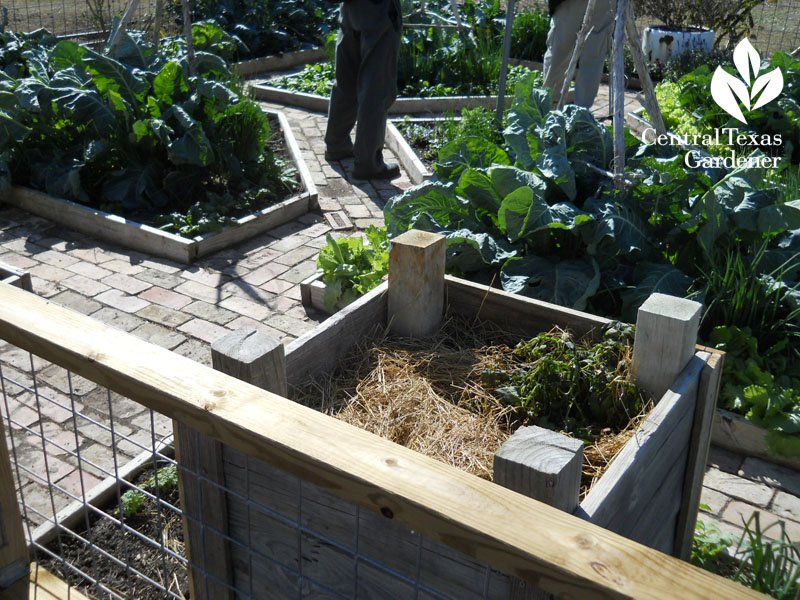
[
  {"left": 752, "top": 0, "right": 800, "bottom": 55},
  {"left": 0, "top": 339, "right": 511, "bottom": 599},
  {"left": 2, "top": 0, "right": 162, "bottom": 38}
]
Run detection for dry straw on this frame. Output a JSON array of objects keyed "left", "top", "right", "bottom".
[{"left": 292, "top": 314, "right": 651, "bottom": 495}]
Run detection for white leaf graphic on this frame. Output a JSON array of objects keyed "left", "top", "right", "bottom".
[
  {"left": 711, "top": 66, "right": 750, "bottom": 123},
  {"left": 751, "top": 67, "right": 784, "bottom": 110},
  {"left": 733, "top": 37, "right": 760, "bottom": 85}
]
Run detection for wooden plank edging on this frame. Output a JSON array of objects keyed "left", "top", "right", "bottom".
[
  {"left": 0, "top": 110, "right": 314, "bottom": 264},
  {"left": 712, "top": 408, "right": 800, "bottom": 471},
  {"left": 385, "top": 121, "right": 433, "bottom": 185},
  {"left": 0, "top": 283, "right": 761, "bottom": 600},
  {"left": 233, "top": 47, "right": 326, "bottom": 77}
]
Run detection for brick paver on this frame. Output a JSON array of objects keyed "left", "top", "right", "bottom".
[{"left": 3, "top": 86, "right": 800, "bottom": 556}]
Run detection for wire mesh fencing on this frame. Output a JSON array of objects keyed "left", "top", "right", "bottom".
[
  {"left": 1, "top": 0, "right": 164, "bottom": 39},
  {"left": 0, "top": 337, "right": 514, "bottom": 599}
]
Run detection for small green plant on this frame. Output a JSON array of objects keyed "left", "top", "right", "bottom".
[
  {"left": 692, "top": 510, "right": 738, "bottom": 575},
  {"left": 482, "top": 322, "right": 646, "bottom": 439},
  {"left": 733, "top": 512, "right": 800, "bottom": 599},
  {"left": 119, "top": 488, "right": 147, "bottom": 518},
  {"left": 510, "top": 7, "right": 550, "bottom": 62},
  {"left": 317, "top": 226, "right": 390, "bottom": 312},
  {"left": 116, "top": 465, "right": 179, "bottom": 519}
]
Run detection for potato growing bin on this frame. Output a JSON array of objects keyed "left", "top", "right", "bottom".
[{"left": 175, "top": 230, "right": 723, "bottom": 600}]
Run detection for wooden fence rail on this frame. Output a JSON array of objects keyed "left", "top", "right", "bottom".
[{"left": 0, "top": 282, "right": 762, "bottom": 599}]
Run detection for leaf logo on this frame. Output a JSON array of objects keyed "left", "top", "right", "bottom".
[{"left": 710, "top": 38, "right": 784, "bottom": 124}]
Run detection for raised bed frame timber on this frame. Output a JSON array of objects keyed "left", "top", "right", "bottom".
[
  {"left": 0, "top": 277, "right": 757, "bottom": 600},
  {"left": 0, "top": 263, "right": 32, "bottom": 292},
  {"left": 0, "top": 110, "right": 317, "bottom": 264},
  {"left": 181, "top": 230, "right": 724, "bottom": 599},
  {"left": 233, "top": 47, "right": 327, "bottom": 78}
]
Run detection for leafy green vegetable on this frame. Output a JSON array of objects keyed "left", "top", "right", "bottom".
[
  {"left": 0, "top": 28, "right": 298, "bottom": 237},
  {"left": 317, "top": 226, "right": 389, "bottom": 311},
  {"left": 481, "top": 321, "right": 645, "bottom": 439}
]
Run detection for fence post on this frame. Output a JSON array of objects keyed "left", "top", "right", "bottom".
[
  {"left": 388, "top": 229, "right": 446, "bottom": 337},
  {"left": 0, "top": 415, "right": 29, "bottom": 590},
  {"left": 175, "top": 328, "right": 287, "bottom": 600},
  {"left": 494, "top": 426, "right": 584, "bottom": 599},
  {"left": 632, "top": 293, "right": 702, "bottom": 401}
]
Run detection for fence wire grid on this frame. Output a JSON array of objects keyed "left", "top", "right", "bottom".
[{"left": 0, "top": 338, "right": 512, "bottom": 600}]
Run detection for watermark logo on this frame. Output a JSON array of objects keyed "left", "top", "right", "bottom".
[{"left": 710, "top": 38, "right": 783, "bottom": 124}]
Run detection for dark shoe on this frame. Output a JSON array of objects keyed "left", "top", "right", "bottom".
[
  {"left": 324, "top": 148, "right": 354, "bottom": 161},
  {"left": 351, "top": 162, "right": 401, "bottom": 180}
]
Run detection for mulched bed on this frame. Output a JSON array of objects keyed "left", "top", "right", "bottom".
[{"left": 37, "top": 466, "right": 188, "bottom": 599}]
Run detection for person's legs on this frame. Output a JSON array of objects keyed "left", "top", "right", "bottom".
[
  {"left": 542, "top": 0, "right": 584, "bottom": 106},
  {"left": 573, "top": 0, "right": 615, "bottom": 107},
  {"left": 352, "top": 4, "right": 401, "bottom": 175},
  {"left": 324, "top": 22, "right": 360, "bottom": 157}
]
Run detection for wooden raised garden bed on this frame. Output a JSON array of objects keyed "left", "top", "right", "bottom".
[
  {"left": 0, "top": 263, "right": 32, "bottom": 292},
  {"left": 176, "top": 230, "right": 723, "bottom": 599},
  {"left": 0, "top": 110, "right": 317, "bottom": 264},
  {"left": 233, "top": 47, "right": 327, "bottom": 78}
]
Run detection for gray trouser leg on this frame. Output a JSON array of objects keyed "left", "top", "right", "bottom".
[
  {"left": 542, "top": 0, "right": 615, "bottom": 108},
  {"left": 352, "top": 22, "right": 400, "bottom": 172},
  {"left": 325, "top": 27, "right": 359, "bottom": 154}
]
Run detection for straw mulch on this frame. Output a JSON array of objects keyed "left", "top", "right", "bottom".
[{"left": 292, "top": 315, "right": 651, "bottom": 496}]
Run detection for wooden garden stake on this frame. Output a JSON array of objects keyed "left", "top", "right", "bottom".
[
  {"left": 557, "top": 0, "right": 597, "bottom": 110},
  {"left": 181, "top": 0, "right": 196, "bottom": 76},
  {"left": 632, "top": 293, "right": 702, "bottom": 401},
  {"left": 611, "top": 0, "right": 628, "bottom": 190},
  {"left": 388, "top": 230, "right": 446, "bottom": 337},
  {"left": 176, "top": 327, "right": 287, "bottom": 600},
  {"left": 106, "top": 0, "right": 141, "bottom": 55},
  {"left": 624, "top": 9, "right": 667, "bottom": 137}
]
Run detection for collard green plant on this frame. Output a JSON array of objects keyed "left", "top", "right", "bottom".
[{"left": 0, "top": 29, "right": 297, "bottom": 237}]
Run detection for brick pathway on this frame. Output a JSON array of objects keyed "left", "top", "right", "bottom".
[{"left": 2, "top": 86, "right": 799, "bottom": 553}]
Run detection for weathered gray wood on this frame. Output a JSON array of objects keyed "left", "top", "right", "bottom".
[
  {"left": 0, "top": 264, "right": 32, "bottom": 292},
  {"left": 178, "top": 327, "right": 289, "bottom": 599},
  {"left": 300, "top": 272, "right": 327, "bottom": 313},
  {"left": 107, "top": 0, "right": 140, "bottom": 55},
  {"left": 712, "top": 408, "right": 800, "bottom": 471},
  {"left": 632, "top": 293, "right": 702, "bottom": 401},
  {"left": 445, "top": 276, "right": 610, "bottom": 341},
  {"left": 623, "top": 9, "right": 667, "bottom": 137},
  {"left": 212, "top": 328, "right": 288, "bottom": 397},
  {"left": 675, "top": 350, "right": 724, "bottom": 560},
  {"left": 611, "top": 0, "right": 628, "bottom": 189},
  {"left": 285, "top": 281, "right": 388, "bottom": 385},
  {"left": 494, "top": 427, "right": 584, "bottom": 513},
  {"left": 0, "top": 414, "right": 28, "bottom": 589},
  {"left": 579, "top": 352, "right": 709, "bottom": 550},
  {"left": 385, "top": 121, "right": 433, "bottom": 185},
  {"left": 233, "top": 47, "right": 326, "bottom": 77},
  {"left": 388, "top": 230, "right": 446, "bottom": 337}
]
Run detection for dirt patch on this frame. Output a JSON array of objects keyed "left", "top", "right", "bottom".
[{"left": 37, "top": 465, "right": 188, "bottom": 599}]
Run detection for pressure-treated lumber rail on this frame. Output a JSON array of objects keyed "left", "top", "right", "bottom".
[{"left": 0, "top": 283, "right": 760, "bottom": 599}]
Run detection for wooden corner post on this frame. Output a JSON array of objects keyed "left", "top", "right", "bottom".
[
  {"left": 388, "top": 230, "right": 446, "bottom": 337},
  {"left": 494, "top": 427, "right": 584, "bottom": 599},
  {"left": 175, "top": 327, "right": 287, "bottom": 600},
  {"left": 632, "top": 293, "right": 702, "bottom": 401},
  {"left": 0, "top": 415, "right": 29, "bottom": 591}
]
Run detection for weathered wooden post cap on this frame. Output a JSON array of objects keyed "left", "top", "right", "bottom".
[
  {"left": 632, "top": 293, "right": 703, "bottom": 401},
  {"left": 494, "top": 426, "right": 584, "bottom": 513},
  {"left": 388, "top": 229, "right": 446, "bottom": 337},
  {"left": 211, "top": 327, "right": 288, "bottom": 397}
]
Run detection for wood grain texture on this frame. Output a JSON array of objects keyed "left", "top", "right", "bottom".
[
  {"left": 212, "top": 328, "right": 288, "bottom": 397},
  {"left": 0, "top": 266, "right": 32, "bottom": 293},
  {"left": 0, "top": 415, "right": 28, "bottom": 590},
  {"left": 299, "top": 273, "right": 328, "bottom": 314},
  {"left": 675, "top": 350, "right": 724, "bottom": 560},
  {"left": 284, "top": 281, "right": 388, "bottom": 386},
  {"left": 632, "top": 293, "right": 702, "bottom": 401},
  {"left": 623, "top": 10, "right": 667, "bottom": 136},
  {"left": 494, "top": 427, "right": 583, "bottom": 513},
  {"left": 579, "top": 352, "right": 710, "bottom": 551},
  {"left": 388, "top": 230, "right": 446, "bottom": 337},
  {"left": 444, "top": 276, "right": 610, "bottom": 341},
  {"left": 0, "top": 284, "right": 762, "bottom": 600}
]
